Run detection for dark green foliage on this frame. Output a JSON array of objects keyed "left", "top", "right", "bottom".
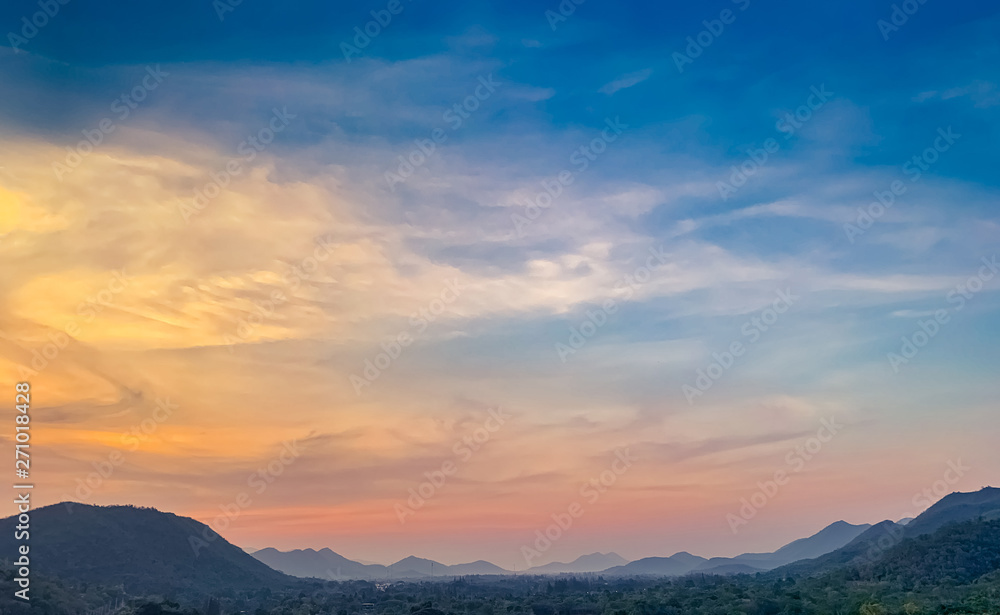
[
  {"left": 2, "top": 502, "right": 999, "bottom": 614},
  {"left": 161, "top": 516, "right": 999, "bottom": 615},
  {"left": 854, "top": 519, "right": 1000, "bottom": 588},
  {"left": 0, "top": 503, "right": 295, "bottom": 602}
]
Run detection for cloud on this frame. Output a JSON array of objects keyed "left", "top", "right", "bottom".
[
  {"left": 2, "top": 7, "right": 1000, "bottom": 564},
  {"left": 920, "top": 81, "right": 1000, "bottom": 108},
  {"left": 599, "top": 69, "right": 653, "bottom": 95}
]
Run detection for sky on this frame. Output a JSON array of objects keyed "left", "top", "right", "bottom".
[{"left": 1, "top": 0, "right": 999, "bottom": 570}]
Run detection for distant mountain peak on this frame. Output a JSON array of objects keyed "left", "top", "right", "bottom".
[
  {"left": 904, "top": 486, "right": 1000, "bottom": 536},
  {"left": 527, "top": 551, "right": 628, "bottom": 574}
]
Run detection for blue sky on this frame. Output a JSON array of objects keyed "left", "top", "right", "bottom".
[{"left": 1, "top": 0, "right": 998, "bottom": 566}]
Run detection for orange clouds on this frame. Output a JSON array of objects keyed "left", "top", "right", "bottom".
[{"left": 1, "top": 107, "right": 995, "bottom": 567}]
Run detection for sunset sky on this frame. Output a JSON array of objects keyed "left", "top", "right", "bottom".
[{"left": 1, "top": 0, "right": 998, "bottom": 569}]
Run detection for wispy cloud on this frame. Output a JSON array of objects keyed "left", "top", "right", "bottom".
[{"left": 599, "top": 69, "right": 653, "bottom": 95}]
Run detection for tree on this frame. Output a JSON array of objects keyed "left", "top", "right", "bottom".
[{"left": 859, "top": 602, "right": 886, "bottom": 615}]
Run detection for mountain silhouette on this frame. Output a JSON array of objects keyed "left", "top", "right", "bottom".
[
  {"left": 0, "top": 503, "right": 294, "bottom": 598},
  {"left": 10, "top": 486, "right": 996, "bottom": 596},
  {"left": 774, "top": 487, "right": 1000, "bottom": 578},
  {"left": 249, "top": 519, "right": 884, "bottom": 579},
  {"left": 253, "top": 550, "right": 512, "bottom": 579},
  {"left": 252, "top": 547, "right": 386, "bottom": 580},
  {"left": 695, "top": 519, "right": 872, "bottom": 573},
  {"left": 904, "top": 486, "right": 1000, "bottom": 536},
  {"left": 602, "top": 551, "right": 708, "bottom": 576},
  {"left": 527, "top": 552, "right": 628, "bottom": 574}
]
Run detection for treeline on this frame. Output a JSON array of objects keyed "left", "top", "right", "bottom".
[{"left": 4, "top": 519, "right": 1000, "bottom": 615}]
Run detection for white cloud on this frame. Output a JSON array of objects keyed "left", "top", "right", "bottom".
[{"left": 599, "top": 69, "right": 653, "bottom": 95}]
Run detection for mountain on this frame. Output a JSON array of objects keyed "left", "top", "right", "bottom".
[
  {"left": 597, "top": 521, "right": 871, "bottom": 578},
  {"left": 774, "top": 487, "right": 1000, "bottom": 578},
  {"left": 602, "top": 552, "right": 707, "bottom": 577},
  {"left": 903, "top": 486, "right": 1000, "bottom": 537},
  {"left": 253, "top": 550, "right": 511, "bottom": 579},
  {"left": 694, "top": 520, "right": 872, "bottom": 574},
  {"left": 252, "top": 495, "right": 987, "bottom": 582},
  {"left": 767, "top": 520, "right": 873, "bottom": 563},
  {"left": 850, "top": 517, "right": 1000, "bottom": 587},
  {"left": 773, "top": 520, "right": 906, "bottom": 577},
  {"left": 384, "top": 555, "right": 511, "bottom": 577},
  {"left": 777, "top": 515, "right": 1000, "bottom": 591},
  {"left": 445, "top": 560, "right": 510, "bottom": 575},
  {"left": 388, "top": 555, "right": 444, "bottom": 577},
  {"left": 257, "top": 488, "right": 1000, "bottom": 582},
  {"left": 528, "top": 552, "right": 628, "bottom": 574},
  {"left": 0, "top": 503, "right": 295, "bottom": 598},
  {"left": 253, "top": 547, "right": 386, "bottom": 580},
  {"left": 383, "top": 555, "right": 512, "bottom": 577}
]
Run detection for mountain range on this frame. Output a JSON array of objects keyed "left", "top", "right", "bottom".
[
  {"left": 250, "top": 517, "right": 875, "bottom": 580},
  {"left": 250, "top": 487, "right": 1000, "bottom": 580},
  {"left": 526, "top": 552, "right": 629, "bottom": 574},
  {"left": 3, "top": 485, "right": 998, "bottom": 599},
  {"left": 251, "top": 549, "right": 628, "bottom": 579},
  {"left": 596, "top": 519, "right": 874, "bottom": 577},
  {"left": 776, "top": 486, "right": 1000, "bottom": 578}
]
